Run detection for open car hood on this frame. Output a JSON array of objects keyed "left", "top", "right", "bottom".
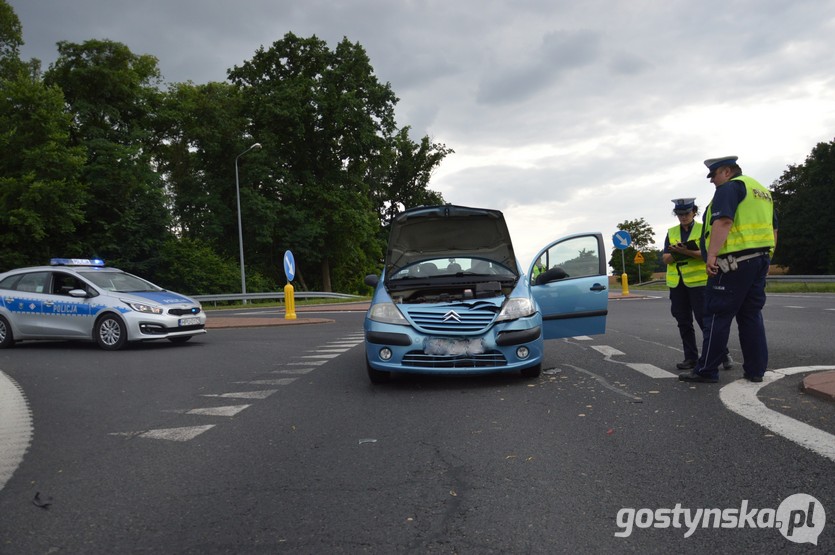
[{"left": 385, "top": 205, "right": 518, "bottom": 277}]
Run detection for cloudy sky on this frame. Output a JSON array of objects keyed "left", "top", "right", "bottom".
[{"left": 10, "top": 0, "right": 835, "bottom": 267}]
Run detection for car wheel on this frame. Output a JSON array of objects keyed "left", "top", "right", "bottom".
[
  {"left": 520, "top": 363, "right": 541, "bottom": 378},
  {"left": 367, "top": 358, "right": 391, "bottom": 384},
  {"left": 168, "top": 336, "right": 192, "bottom": 344},
  {"left": 95, "top": 314, "right": 127, "bottom": 351},
  {"left": 0, "top": 315, "right": 14, "bottom": 348}
]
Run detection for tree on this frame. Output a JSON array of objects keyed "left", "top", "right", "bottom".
[
  {"left": 0, "top": 73, "right": 87, "bottom": 270},
  {"left": 43, "top": 40, "right": 171, "bottom": 277},
  {"left": 370, "top": 127, "right": 451, "bottom": 224},
  {"left": 608, "top": 218, "right": 660, "bottom": 284},
  {"left": 772, "top": 138, "right": 835, "bottom": 274},
  {"left": 227, "top": 33, "right": 401, "bottom": 291}
]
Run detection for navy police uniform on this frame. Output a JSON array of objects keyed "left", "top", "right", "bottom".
[{"left": 680, "top": 156, "right": 777, "bottom": 384}]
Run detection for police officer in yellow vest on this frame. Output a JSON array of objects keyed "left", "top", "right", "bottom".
[
  {"left": 663, "top": 199, "right": 733, "bottom": 371},
  {"left": 679, "top": 156, "right": 778, "bottom": 384}
]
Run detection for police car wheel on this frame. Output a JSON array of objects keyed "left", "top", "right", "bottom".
[
  {"left": 95, "top": 314, "right": 127, "bottom": 351},
  {"left": 0, "top": 315, "right": 14, "bottom": 348}
]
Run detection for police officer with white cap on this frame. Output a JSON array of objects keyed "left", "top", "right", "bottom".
[
  {"left": 679, "top": 156, "right": 778, "bottom": 384},
  {"left": 663, "top": 198, "right": 732, "bottom": 370}
]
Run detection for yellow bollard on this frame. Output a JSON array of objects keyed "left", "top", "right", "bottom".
[
  {"left": 621, "top": 272, "right": 629, "bottom": 296},
  {"left": 284, "top": 282, "right": 297, "bottom": 320}
]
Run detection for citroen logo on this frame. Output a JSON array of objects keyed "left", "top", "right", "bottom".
[{"left": 443, "top": 310, "right": 462, "bottom": 323}]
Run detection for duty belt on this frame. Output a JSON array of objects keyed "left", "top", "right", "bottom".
[{"left": 716, "top": 250, "right": 769, "bottom": 273}]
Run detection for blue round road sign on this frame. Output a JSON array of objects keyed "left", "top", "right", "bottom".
[
  {"left": 283, "top": 250, "right": 296, "bottom": 282},
  {"left": 613, "top": 230, "right": 632, "bottom": 250}
]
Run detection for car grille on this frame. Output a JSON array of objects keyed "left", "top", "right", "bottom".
[
  {"left": 407, "top": 307, "right": 496, "bottom": 333},
  {"left": 402, "top": 351, "right": 507, "bottom": 368},
  {"left": 168, "top": 307, "right": 202, "bottom": 316}
]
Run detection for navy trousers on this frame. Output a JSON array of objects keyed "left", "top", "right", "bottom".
[
  {"left": 694, "top": 255, "right": 769, "bottom": 379},
  {"left": 669, "top": 282, "right": 704, "bottom": 361}
]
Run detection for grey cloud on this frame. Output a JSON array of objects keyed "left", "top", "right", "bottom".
[{"left": 476, "top": 29, "right": 602, "bottom": 105}]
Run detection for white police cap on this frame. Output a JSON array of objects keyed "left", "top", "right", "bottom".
[{"left": 704, "top": 156, "right": 738, "bottom": 178}]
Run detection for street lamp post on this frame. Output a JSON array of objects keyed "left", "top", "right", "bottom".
[{"left": 234, "top": 142, "right": 262, "bottom": 303}]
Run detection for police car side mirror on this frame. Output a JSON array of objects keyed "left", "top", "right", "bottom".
[
  {"left": 68, "top": 289, "right": 89, "bottom": 298},
  {"left": 364, "top": 274, "right": 379, "bottom": 288}
]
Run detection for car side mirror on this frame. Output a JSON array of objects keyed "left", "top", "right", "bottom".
[
  {"left": 364, "top": 274, "right": 379, "bottom": 288},
  {"left": 534, "top": 267, "right": 568, "bottom": 285},
  {"left": 68, "top": 289, "right": 89, "bottom": 298}
]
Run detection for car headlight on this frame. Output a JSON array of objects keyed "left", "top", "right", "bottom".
[
  {"left": 124, "top": 300, "right": 163, "bottom": 315},
  {"left": 496, "top": 297, "right": 535, "bottom": 322},
  {"left": 368, "top": 302, "right": 408, "bottom": 325}
]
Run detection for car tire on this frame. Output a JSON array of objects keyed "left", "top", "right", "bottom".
[
  {"left": 95, "top": 314, "right": 127, "bottom": 351},
  {"left": 520, "top": 363, "right": 541, "bottom": 378},
  {"left": 367, "top": 358, "right": 391, "bottom": 384},
  {"left": 0, "top": 315, "right": 14, "bottom": 349},
  {"left": 168, "top": 336, "right": 192, "bottom": 344}
]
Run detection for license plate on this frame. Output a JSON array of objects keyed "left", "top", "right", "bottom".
[
  {"left": 178, "top": 317, "right": 200, "bottom": 326},
  {"left": 424, "top": 338, "right": 484, "bottom": 356}
]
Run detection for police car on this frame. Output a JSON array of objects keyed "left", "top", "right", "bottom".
[
  {"left": 0, "top": 259, "right": 206, "bottom": 350},
  {"left": 363, "top": 204, "right": 609, "bottom": 383}
]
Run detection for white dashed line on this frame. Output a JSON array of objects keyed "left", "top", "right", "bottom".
[
  {"left": 590, "top": 345, "right": 677, "bottom": 378},
  {"left": 202, "top": 390, "right": 278, "bottom": 400},
  {"left": 188, "top": 405, "right": 251, "bottom": 417},
  {"left": 243, "top": 378, "right": 298, "bottom": 386},
  {"left": 139, "top": 426, "right": 215, "bottom": 442}
]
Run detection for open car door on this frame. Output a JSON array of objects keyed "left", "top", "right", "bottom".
[{"left": 529, "top": 233, "right": 609, "bottom": 340}]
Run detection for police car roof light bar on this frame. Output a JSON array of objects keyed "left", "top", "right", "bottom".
[{"left": 50, "top": 258, "right": 106, "bottom": 267}]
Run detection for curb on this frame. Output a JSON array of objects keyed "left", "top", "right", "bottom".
[{"left": 801, "top": 370, "right": 835, "bottom": 403}]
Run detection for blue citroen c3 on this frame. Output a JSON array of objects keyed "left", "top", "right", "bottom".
[{"left": 363, "top": 205, "right": 609, "bottom": 383}]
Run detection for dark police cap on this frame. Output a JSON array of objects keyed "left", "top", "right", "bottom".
[
  {"left": 671, "top": 197, "right": 696, "bottom": 214},
  {"left": 704, "top": 156, "right": 738, "bottom": 178}
]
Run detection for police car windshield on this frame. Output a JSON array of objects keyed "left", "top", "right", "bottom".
[{"left": 78, "top": 270, "right": 162, "bottom": 293}]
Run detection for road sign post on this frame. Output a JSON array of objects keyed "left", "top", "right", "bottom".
[
  {"left": 634, "top": 252, "right": 645, "bottom": 283},
  {"left": 283, "top": 250, "right": 297, "bottom": 320},
  {"left": 613, "top": 231, "right": 632, "bottom": 295}
]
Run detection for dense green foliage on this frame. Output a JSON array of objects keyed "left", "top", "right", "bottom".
[
  {"left": 772, "top": 139, "right": 835, "bottom": 274},
  {"left": 0, "top": 2, "right": 451, "bottom": 294}
]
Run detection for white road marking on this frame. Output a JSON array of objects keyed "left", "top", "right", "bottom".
[
  {"left": 720, "top": 366, "right": 835, "bottom": 463},
  {"left": 139, "top": 425, "right": 215, "bottom": 442},
  {"left": 202, "top": 390, "right": 278, "bottom": 400},
  {"left": 590, "top": 345, "right": 676, "bottom": 378},
  {"left": 243, "top": 378, "right": 297, "bottom": 386},
  {"left": 301, "top": 354, "right": 340, "bottom": 359},
  {"left": 626, "top": 363, "right": 677, "bottom": 379},
  {"left": 0, "top": 371, "right": 33, "bottom": 492},
  {"left": 307, "top": 349, "right": 349, "bottom": 354},
  {"left": 287, "top": 360, "right": 327, "bottom": 366},
  {"left": 591, "top": 345, "right": 625, "bottom": 357},
  {"left": 187, "top": 405, "right": 250, "bottom": 417},
  {"left": 272, "top": 368, "right": 316, "bottom": 375},
  {"left": 572, "top": 336, "right": 594, "bottom": 341}
]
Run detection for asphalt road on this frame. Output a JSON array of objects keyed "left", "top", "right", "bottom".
[{"left": 0, "top": 293, "right": 833, "bottom": 553}]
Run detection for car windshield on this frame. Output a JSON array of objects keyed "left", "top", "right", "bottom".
[
  {"left": 388, "top": 257, "right": 516, "bottom": 280},
  {"left": 78, "top": 270, "right": 162, "bottom": 293}
]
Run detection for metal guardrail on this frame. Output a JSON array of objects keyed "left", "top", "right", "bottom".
[
  {"left": 192, "top": 291, "right": 365, "bottom": 306},
  {"left": 635, "top": 275, "right": 835, "bottom": 287}
]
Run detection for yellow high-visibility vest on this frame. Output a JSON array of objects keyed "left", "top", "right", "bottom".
[
  {"left": 705, "top": 176, "right": 775, "bottom": 255},
  {"left": 666, "top": 223, "right": 707, "bottom": 288}
]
